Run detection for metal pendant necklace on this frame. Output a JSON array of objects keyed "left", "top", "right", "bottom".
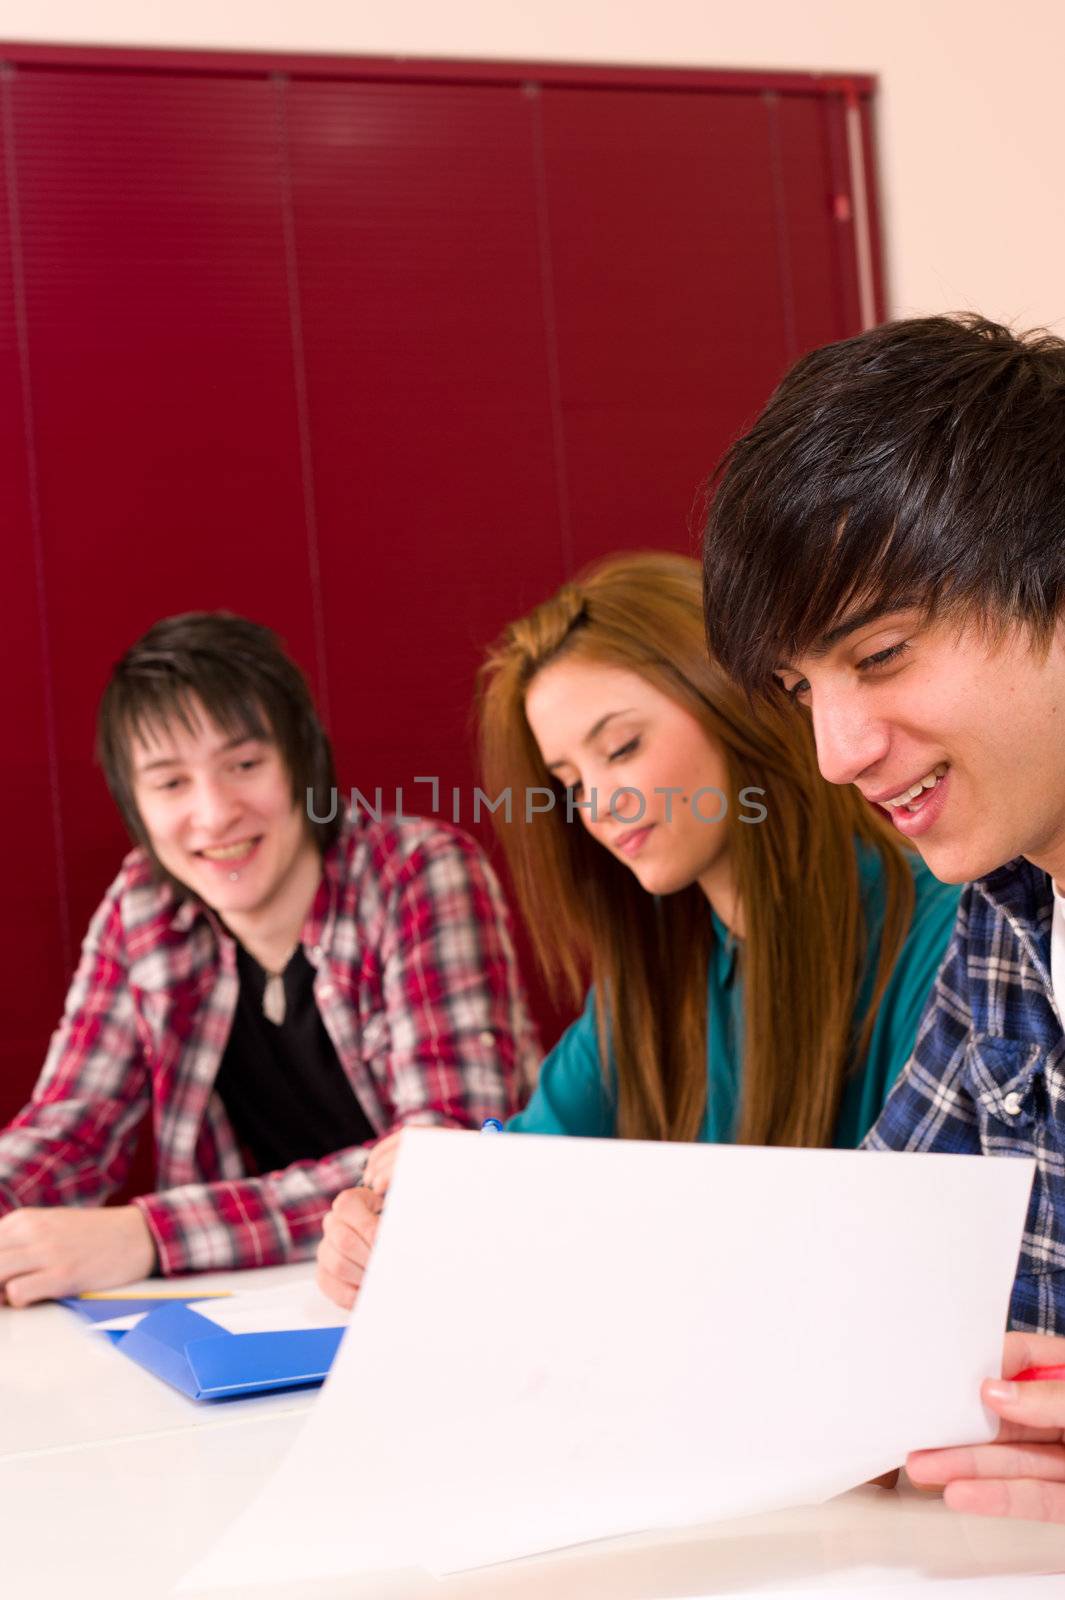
[
  {"left": 228, "top": 867, "right": 294, "bottom": 1026},
  {"left": 261, "top": 963, "right": 289, "bottom": 1027}
]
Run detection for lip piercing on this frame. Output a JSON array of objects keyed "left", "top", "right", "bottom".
[{"left": 229, "top": 871, "right": 240, "bottom": 882}]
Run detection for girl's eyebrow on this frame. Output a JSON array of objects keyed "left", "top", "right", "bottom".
[
  {"left": 582, "top": 707, "right": 635, "bottom": 745},
  {"left": 546, "top": 709, "right": 635, "bottom": 772}
]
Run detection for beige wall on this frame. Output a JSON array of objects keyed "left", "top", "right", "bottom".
[{"left": 2, "top": 0, "right": 1063, "bottom": 331}]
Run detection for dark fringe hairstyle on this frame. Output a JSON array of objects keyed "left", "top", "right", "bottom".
[
  {"left": 701, "top": 314, "right": 1065, "bottom": 694},
  {"left": 96, "top": 612, "right": 339, "bottom": 862}
]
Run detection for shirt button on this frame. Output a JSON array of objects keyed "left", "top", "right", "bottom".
[
  {"left": 1003, "top": 1091, "right": 1023, "bottom": 1117},
  {"left": 479, "top": 1030, "right": 494, "bottom": 1047}
]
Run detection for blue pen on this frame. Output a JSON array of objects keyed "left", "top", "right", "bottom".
[{"left": 481, "top": 1118, "right": 505, "bottom": 1133}]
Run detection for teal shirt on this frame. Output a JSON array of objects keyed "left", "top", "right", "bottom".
[{"left": 508, "top": 844, "right": 961, "bottom": 1149}]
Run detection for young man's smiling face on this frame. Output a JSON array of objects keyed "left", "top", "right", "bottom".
[
  {"left": 775, "top": 606, "right": 1065, "bottom": 885},
  {"left": 128, "top": 699, "right": 319, "bottom": 933}
]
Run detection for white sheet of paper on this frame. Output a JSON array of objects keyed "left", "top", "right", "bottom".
[
  {"left": 90, "top": 1310, "right": 153, "bottom": 1331},
  {"left": 182, "top": 1133, "right": 1034, "bottom": 1590},
  {"left": 90, "top": 1282, "right": 349, "bottom": 1335},
  {"left": 196, "top": 1282, "right": 350, "bottom": 1336}
]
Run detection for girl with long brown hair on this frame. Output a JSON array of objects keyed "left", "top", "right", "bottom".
[
  {"left": 483, "top": 549, "right": 958, "bottom": 1148},
  {"left": 316, "top": 551, "right": 959, "bottom": 1307}
]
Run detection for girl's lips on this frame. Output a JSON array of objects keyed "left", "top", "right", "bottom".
[{"left": 616, "top": 824, "right": 655, "bottom": 858}]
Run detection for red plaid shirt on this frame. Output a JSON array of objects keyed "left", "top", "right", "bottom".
[{"left": 0, "top": 814, "right": 539, "bottom": 1275}]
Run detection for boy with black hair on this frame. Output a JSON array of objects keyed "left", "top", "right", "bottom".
[
  {"left": 702, "top": 313, "right": 1065, "bottom": 1522},
  {"left": 0, "top": 612, "right": 537, "bottom": 1302}
]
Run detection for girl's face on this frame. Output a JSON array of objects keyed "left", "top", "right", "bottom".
[{"left": 524, "top": 658, "right": 734, "bottom": 900}]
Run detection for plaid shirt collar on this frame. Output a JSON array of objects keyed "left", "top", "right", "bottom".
[
  {"left": 975, "top": 855, "right": 1054, "bottom": 981},
  {"left": 977, "top": 853, "right": 1053, "bottom": 926},
  {"left": 963, "top": 855, "right": 1064, "bottom": 1065}
]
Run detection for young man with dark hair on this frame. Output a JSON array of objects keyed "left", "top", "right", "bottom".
[
  {"left": 702, "top": 313, "right": 1065, "bottom": 1521},
  {"left": 0, "top": 613, "right": 538, "bottom": 1303}
]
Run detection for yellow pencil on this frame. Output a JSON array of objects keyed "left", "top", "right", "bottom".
[{"left": 78, "top": 1289, "right": 232, "bottom": 1301}]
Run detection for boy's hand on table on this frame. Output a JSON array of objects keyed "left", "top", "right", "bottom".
[
  {"left": 316, "top": 1186, "right": 385, "bottom": 1310},
  {"left": 907, "top": 1332, "right": 1065, "bottom": 1522},
  {"left": 0, "top": 1206, "right": 157, "bottom": 1306}
]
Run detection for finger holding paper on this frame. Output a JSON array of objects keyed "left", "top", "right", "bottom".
[
  {"left": 907, "top": 1331, "right": 1065, "bottom": 1521},
  {"left": 316, "top": 1185, "right": 383, "bottom": 1309},
  {"left": 364, "top": 1130, "right": 404, "bottom": 1193}
]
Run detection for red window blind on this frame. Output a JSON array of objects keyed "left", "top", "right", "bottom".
[{"left": 0, "top": 46, "right": 884, "bottom": 1121}]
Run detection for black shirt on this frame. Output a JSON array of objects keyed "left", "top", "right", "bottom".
[{"left": 214, "top": 942, "right": 375, "bottom": 1173}]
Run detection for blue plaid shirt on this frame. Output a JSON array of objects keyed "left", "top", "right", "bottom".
[{"left": 865, "top": 856, "right": 1064, "bottom": 1333}]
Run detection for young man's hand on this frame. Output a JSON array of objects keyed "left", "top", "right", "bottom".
[
  {"left": 908, "top": 1332, "right": 1065, "bottom": 1521},
  {"left": 363, "top": 1130, "right": 404, "bottom": 1194},
  {"left": 316, "top": 1186, "right": 385, "bottom": 1310},
  {"left": 0, "top": 1206, "right": 157, "bottom": 1306}
]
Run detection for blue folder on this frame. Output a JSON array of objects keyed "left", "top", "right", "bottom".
[{"left": 61, "top": 1297, "right": 345, "bottom": 1401}]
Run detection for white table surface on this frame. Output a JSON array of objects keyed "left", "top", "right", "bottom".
[
  {"left": 4, "top": 1264, "right": 1065, "bottom": 1599},
  {"left": 0, "top": 1261, "right": 318, "bottom": 1458}
]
